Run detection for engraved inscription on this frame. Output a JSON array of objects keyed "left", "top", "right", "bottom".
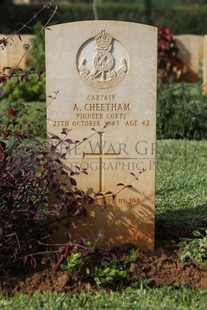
[
  {"left": 77, "top": 30, "right": 129, "bottom": 89},
  {"left": 83, "top": 131, "right": 121, "bottom": 192}
]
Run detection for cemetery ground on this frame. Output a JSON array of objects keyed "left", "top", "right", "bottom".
[{"left": 0, "top": 84, "right": 207, "bottom": 308}]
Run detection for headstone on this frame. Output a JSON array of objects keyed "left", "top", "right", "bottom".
[
  {"left": 174, "top": 35, "right": 204, "bottom": 82},
  {"left": 0, "top": 34, "right": 33, "bottom": 73},
  {"left": 198, "top": 35, "right": 204, "bottom": 61},
  {"left": 203, "top": 35, "right": 207, "bottom": 95},
  {"left": 6, "top": 34, "right": 33, "bottom": 69},
  {"left": 13, "top": 0, "right": 30, "bottom": 4},
  {"left": 0, "top": 35, "right": 8, "bottom": 73},
  {"left": 46, "top": 21, "right": 157, "bottom": 252}
]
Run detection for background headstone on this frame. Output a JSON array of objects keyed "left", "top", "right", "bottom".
[
  {"left": 175, "top": 34, "right": 204, "bottom": 82},
  {"left": 46, "top": 21, "right": 157, "bottom": 252},
  {"left": 0, "top": 34, "right": 8, "bottom": 72},
  {"left": 7, "top": 35, "right": 32, "bottom": 69},
  {"left": 0, "top": 34, "right": 33, "bottom": 72},
  {"left": 203, "top": 35, "right": 207, "bottom": 95}
]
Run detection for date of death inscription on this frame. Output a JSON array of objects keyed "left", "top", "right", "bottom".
[
  {"left": 53, "top": 119, "right": 150, "bottom": 127},
  {"left": 52, "top": 95, "right": 151, "bottom": 128}
]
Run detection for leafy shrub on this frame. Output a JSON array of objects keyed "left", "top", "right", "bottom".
[
  {"left": 27, "top": 22, "right": 45, "bottom": 71},
  {"left": 157, "top": 82, "right": 207, "bottom": 139},
  {"left": 154, "top": 5, "right": 207, "bottom": 35},
  {"left": 60, "top": 252, "right": 83, "bottom": 271},
  {"left": 157, "top": 26, "right": 187, "bottom": 82},
  {"left": 0, "top": 115, "right": 94, "bottom": 272},
  {"left": 0, "top": 120, "right": 49, "bottom": 270},
  {"left": 59, "top": 244, "right": 138, "bottom": 288},
  {"left": 60, "top": 241, "right": 94, "bottom": 272},
  {"left": 89, "top": 264, "right": 128, "bottom": 286},
  {"left": 0, "top": 98, "right": 46, "bottom": 140},
  {"left": 1, "top": 23, "right": 45, "bottom": 103},
  {"left": 178, "top": 229, "right": 207, "bottom": 263},
  {"left": 0, "top": 3, "right": 53, "bottom": 103},
  {"left": 2, "top": 73, "right": 46, "bottom": 103},
  {"left": 86, "top": 254, "right": 130, "bottom": 286},
  {"left": 0, "top": 0, "right": 93, "bottom": 273},
  {"left": 85, "top": 249, "right": 138, "bottom": 287}
]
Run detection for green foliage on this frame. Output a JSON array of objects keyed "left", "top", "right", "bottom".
[
  {"left": 0, "top": 104, "right": 95, "bottom": 271},
  {"left": 3, "top": 73, "right": 46, "bottom": 103},
  {"left": 59, "top": 246, "right": 138, "bottom": 287},
  {"left": 0, "top": 100, "right": 46, "bottom": 140},
  {"left": 158, "top": 26, "right": 187, "bottom": 82},
  {"left": 1, "top": 3, "right": 207, "bottom": 34},
  {"left": 155, "top": 0, "right": 207, "bottom": 4},
  {"left": 60, "top": 252, "right": 83, "bottom": 271},
  {"left": 178, "top": 229, "right": 207, "bottom": 263},
  {"left": 128, "top": 248, "right": 139, "bottom": 263},
  {"left": 59, "top": 247, "right": 138, "bottom": 287},
  {"left": 86, "top": 255, "right": 128, "bottom": 286},
  {"left": 154, "top": 4, "right": 207, "bottom": 34},
  {"left": 88, "top": 265, "right": 127, "bottom": 286},
  {"left": 27, "top": 22, "right": 45, "bottom": 71},
  {"left": 86, "top": 250, "right": 139, "bottom": 286},
  {"left": 157, "top": 82, "right": 207, "bottom": 140},
  {"left": 1, "top": 286, "right": 207, "bottom": 310}
]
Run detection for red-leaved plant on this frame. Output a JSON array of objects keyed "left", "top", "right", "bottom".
[
  {"left": 0, "top": 0, "right": 92, "bottom": 272},
  {"left": 0, "top": 112, "right": 97, "bottom": 270},
  {"left": 158, "top": 26, "right": 187, "bottom": 82}
]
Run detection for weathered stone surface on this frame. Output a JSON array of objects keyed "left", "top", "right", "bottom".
[
  {"left": 0, "top": 34, "right": 8, "bottom": 72},
  {"left": 46, "top": 21, "right": 157, "bottom": 252},
  {"left": 175, "top": 35, "right": 204, "bottom": 82},
  {"left": 203, "top": 35, "right": 207, "bottom": 95},
  {"left": 0, "top": 34, "right": 32, "bottom": 71},
  {"left": 7, "top": 35, "right": 32, "bottom": 69}
]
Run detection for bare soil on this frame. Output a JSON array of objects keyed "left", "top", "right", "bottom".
[{"left": 1, "top": 239, "right": 207, "bottom": 296}]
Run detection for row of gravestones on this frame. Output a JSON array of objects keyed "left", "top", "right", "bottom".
[
  {"left": 1, "top": 22, "right": 207, "bottom": 252},
  {"left": 1, "top": 33, "right": 207, "bottom": 92}
]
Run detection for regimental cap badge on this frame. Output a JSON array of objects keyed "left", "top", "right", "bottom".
[{"left": 77, "top": 30, "right": 129, "bottom": 89}]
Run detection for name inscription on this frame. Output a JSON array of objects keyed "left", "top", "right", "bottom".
[
  {"left": 73, "top": 97, "right": 130, "bottom": 125},
  {"left": 52, "top": 93, "right": 150, "bottom": 128}
]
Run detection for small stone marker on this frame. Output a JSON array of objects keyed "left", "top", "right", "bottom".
[
  {"left": 203, "top": 35, "right": 207, "bottom": 95},
  {"left": 175, "top": 35, "right": 204, "bottom": 82},
  {"left": 46, "top": 21, "right": 157, "bottom": 252}
]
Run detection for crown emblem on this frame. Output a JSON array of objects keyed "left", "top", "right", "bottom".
[
  {"left": 77, "top": 30, "right": 128, "bottom": 89},
  {"left": 94, "top": 30, "right": 113, "bottom": 49}
]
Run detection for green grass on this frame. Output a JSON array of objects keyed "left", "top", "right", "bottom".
[
  {"left": 0, "top": 286, "right": 207, "bottom": 309},
  {"left": 156, "top": 140, "right": 207, "bottom": 230}
]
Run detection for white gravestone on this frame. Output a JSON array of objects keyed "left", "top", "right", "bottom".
[
  {"left": 0, "top": 35, "right": 8, "bottom": 72},
  {"left": 175, "top": 34, "right": 204, "bottom": 82},
  {"left": 46, "top": 21, "right": 157, "bottom": 252},
  {"left": 203, "top": 35, "right": 207, "bottom": 95},
  {"left": 7, "top": 35, "right": 33, "bottom": 69},
  {"left": 0, "top": 34, "right": 33, "bottom": 72}
]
